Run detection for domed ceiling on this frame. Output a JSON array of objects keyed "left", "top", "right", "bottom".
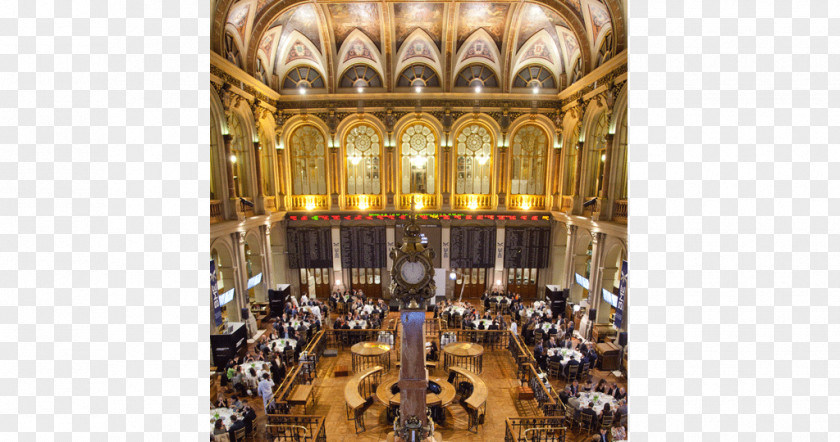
[{"left": 211, "top": 0, "right": 626, "bottom": 95}]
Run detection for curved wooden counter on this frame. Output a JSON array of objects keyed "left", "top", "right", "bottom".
[
  {"left": 344, "top": 365, "right": 384, "bottom": 433},
  {"left": 374, "top": 374, "right": 456, "bottom": 408},
  {"left": 351, "top": 341, "right": 392, "bottom": 373},
  {"left": 448, "top": 366, "right": 488, "bottom": 432}
]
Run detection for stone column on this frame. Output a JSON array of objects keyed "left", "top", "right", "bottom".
[
  {"left": 398, "top": 309, "right": 429, "bottom": 432},
  {"left": 385, "top": 143, "right": 396, "bottom": 209},
  {"left": 571, "top": 140, "right": 584, "bottom": 214},
  {"left": 228, "top": 231, "right": 247, "bottom": 323},
  {"left": 272, "top": 221, "right": 290, "bottom": 288},
  {"left": 329, "top": 144, "right": 340, "bottom": 207},
  {"left": 548, "top": 220, "right": 567, "bottom": 286},
  {"left": 563, "top": 224, "right": 577, "bottom": 290},
  {"left": 588, "top": 232, "right": 606, "bottom": 323},
  {"left": 494, "top": 221, "right": 506, "bottom": 290},
  {"left": 253, "top": 141, "right": 263, "bottom": 198},
  {"left": 496, "top": 146, "right": 507, "bottom": 208},
  {"left": 261, "top": 225, "right": 275, "bottom": 297},
  {"left": 223, "top": 134, "right": 236, "bottom": 199},
  {"left": 330, "top": 222, "right": 342, "bottom": 293},
  {"left": 441, "top": 144, "right": 451, "bottom": 209},
  {"left": 384, "top": 221, "right": 396, "bottom": 299},
  {"left": 597, "top": 133, "right": 615, "bottom": 220},
  {"left": 441, "top": 221, "right": 451, "bottom": 298}
]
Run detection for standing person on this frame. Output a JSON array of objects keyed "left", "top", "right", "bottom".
[
  {"left": 258, "top": 373, "right": 275, "bottom": 412},
  {"left": 509, "top": 320, "right": 518, "bottom": 336}
]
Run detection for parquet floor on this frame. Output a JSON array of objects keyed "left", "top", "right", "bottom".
[{"left": 212, "top": 310, "right": 626, "bottom": 442}]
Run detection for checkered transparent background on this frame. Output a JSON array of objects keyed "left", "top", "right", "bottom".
[
  {"left": 628, "top": 1, "right": 840, "bottom": 441},
  {"left": 0, "top": 0, "right": 837, "bottom": 440}
]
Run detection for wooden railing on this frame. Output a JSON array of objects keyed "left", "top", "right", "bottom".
[
  {"left": 560, "top": 196, "right": 573, "bottom": 212},
  {"left": 521, "top": 363, "right": 560, "bottom": 416},
  {"left": 271, "top": 364, "right": 314, "bottom": 414},
  {"left": 289, "top": 194, "right": 330, "bottom": 211},
  {"left": 265, "top": 415, "right": 327, "bottom": 441},
  {"left": 614, "top": 199, "right": 628, "bottom": 222},
  {"left": 210, "top": 200, "right": 224, "bottom": 223},
  {"left": 236, "top": 197, "right": 254, "bottom": 217},
  {"left": 508, "top": 333, "right": 536, "bottom": 379},
  {"left": 505, "top": 417, "right": 567, "bottom": 442},
  {"left": 343, "top": 194, "right": 383, "bottom": 210},
  {"left": 453, "top": 193, "right": 495, "bottom": 210},
  {"left": 438, "top": 328, "right": 511, "bottom": 351},
  {"left": 265, "top": 196, "right": 277, "bottom": 212},
  {"left": 508, "top": 194, "right": 547, "bottom": 210},
  {"left": 398, "top": 193, "right": 438, "bottom": 209}
]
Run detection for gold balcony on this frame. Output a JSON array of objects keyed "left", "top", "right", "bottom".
[
  {"left": 289, "top": 194, "right": 330, "bottom": 211},
  {"left": 343, "top": 194, "right": 383, "bottom": 211},
  {"left": 560, "top": 196, "right": 573, "bottom": 213},
  {"left": 210, "top": 200, "right": 224, "bottom": 224},
  {"left": 398, "top": 193, "right": 438, "bottom": 210},
  {"left": 507, "top": 194, "right": 546, "bottom": 211},
  {"left": 264, "top": 196, "right": 276, "bottom": 212},
  {"left": 453, "top": 194, "right": 495, "bottom": 210},
  {"left": 613, "top": 199, "right": 627, "bottom": 222}
]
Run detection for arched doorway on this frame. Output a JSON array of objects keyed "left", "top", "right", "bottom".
[
  {"left": 211, "top": 242, "right": 237, "bottom": 325},
  {"left": 243, "top": 232, "right": 266, "bottom": 303}
]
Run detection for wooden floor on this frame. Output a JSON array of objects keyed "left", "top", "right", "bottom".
[{"left": 215, "top": 310, "right": 626, "bottom": 441}]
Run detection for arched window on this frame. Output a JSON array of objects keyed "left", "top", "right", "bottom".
[
  {"left": 513, "top": 65, "right": 556, "bottom": 89},
  {"left": 339, "top": 65, "right": 382, "bottom": 88},
  {"left": 617, "top": 114, "right": 627, "bottom": 199},
  {"left": 396, "top": 64, "right": 440, "bottom": 88},
  {"left": 562, "top": 123, "right": 581, "bottom": 195},
  {"left": 282, "top": 66, "right": 325, "bottom": 90},
  {"left": 587, "top": 111, "right": 610, "bottom": 197},
  {"left": 509, "top": 125, "right": 547, "bottom": 195},
  {"left": 454, "top": 124, "right": 493, "bottom": 195},
  {"left": 344, "top": 123, "right": 381, "bottom": 195},
  {"left": 289, "top": 125, "right": 327, "bottom": 195},
  {"left": 210, "top": 114, "right": 219, "bottom": 200},
  {"left": 259, "top": 129, "right": 274, "bottom": 196},
  {"left": 596, "top": 31, "right": 613, "bottom": 67},
  {"left": 399, "top": 122, "right": 437, "bottom": 194},
  {"left": 228, "top": 115, "right": 251, "bottom": 198},
  {"left": 455, "top": 65, "right": 499, "bottom": 88}
]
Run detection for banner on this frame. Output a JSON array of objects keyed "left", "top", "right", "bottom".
[
  {"left": 614, "top": 260, "right": 627, "bottom": 329},
  {"left": 211, "top": 260, "right": 222, "bottom": 326}
]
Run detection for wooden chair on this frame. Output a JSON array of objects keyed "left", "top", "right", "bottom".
[
  {"left": 562, "top": 363, "right": 579, "bottom": 384},
  {"left": 578, "top": 363, "right": 591, "bottom": 382},
  {"left": 564, "top": 405, "right": 579, "bottom": 433},
  {"left": 534, "top": 329, "right": 544, "bottom": 345},
  {"left": 283, "top": 348, "right": 296, "bottom": 366},
  {"left": 601, "top": 414, "right": 614, "bottom": 431},
  {"left": 578, "top": 413, "right": 593, "bottom": 434},
  {"left": 232, "top": 426, "right": 247, "bottom": 442},
  {"left": 547, "top": 360, "right": 562, "bottom": 379}
]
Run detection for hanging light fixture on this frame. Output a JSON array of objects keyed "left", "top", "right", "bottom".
[
  {"left": 350, "top": 154, "right": 362, "bottom": 165},
  {"left": 229, "top": 155, "right": 237, "bottom": 163},
  {"left": 476, "top": 153, "right": 489, "bottom": 165}
]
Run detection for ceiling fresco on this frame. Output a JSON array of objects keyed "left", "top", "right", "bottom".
[
  {"left": 214, "top": 0, "right": 624, "bottom": 93},
  {"left": 456, "top": 3, "right": 510, "bottom": 51},
  {"left": 327, "top": 3, "right": 382, "bottom": 50},
  {"left": 393, "top": 3, "right": 445, "bottom": 50}
]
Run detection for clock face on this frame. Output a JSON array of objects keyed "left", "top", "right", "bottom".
[{"left": 400, "top": 261, "right": 426, "bottom": 285}]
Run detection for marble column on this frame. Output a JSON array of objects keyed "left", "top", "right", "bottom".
[
  {"left": 571, "top": 140, "right": 584, "bottom": 214},
  {"left": 260, "top": 224, "right": 275, "bottom": 299},
  {"left": 598, "top": 133, "right": 615, "bottom": 220},
  {"left": 588, "top": 232, "right": 606, "bottom": 322}
]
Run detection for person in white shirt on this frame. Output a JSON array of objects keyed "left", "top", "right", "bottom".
[
  {"left": 257, "top": 373, "right": 275, "bottom": 411},
  {"left": 509, "top": 321, "right": 518, "bottom": 336},
  {"left": 300, "top": 294, "right": 309, "bottom": 305}
]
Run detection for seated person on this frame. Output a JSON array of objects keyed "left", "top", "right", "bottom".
[
  {"left": 563, "top": 357, "right": 580, "bottom": 376},
  {"left": 227, "top": 414, "right": 246, "bottom": 440},
  {"left": 213, "top": 419, "right": 227, "bottom": 436},
  {"left": 580, "top": 402, "right": 598, "bottom": 430}
]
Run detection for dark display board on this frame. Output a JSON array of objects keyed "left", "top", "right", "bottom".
[
  {"left": 340, "top": 226, "right": 386, "bottom": 268},
  {"left": 450, "top": 226, "right": 496, "bottom": 268},
  {"left": 210, "top": 322, "right": 247, "bottom": 367},
  {"left": 503, "top": 227, "right": 551, "bottom": 268},
  {"left": 286, "top": 227, "right": 333, "bottom": 269},
  {"left": 395, "top": 223, "right": 441, "bottom": 268}
]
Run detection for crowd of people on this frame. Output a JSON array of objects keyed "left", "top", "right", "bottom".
[{"left": 330, "top": 289, "right": 389, "bottom": 329}]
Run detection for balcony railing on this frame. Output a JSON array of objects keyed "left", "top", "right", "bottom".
[
  {"left": 343, "top": 194, "right": 383, "bottom": 210},
  {"left": 614, "top": 199, "right": 627, "bottom": 222},
  {"left": 289, "top": 195, "right": 330, "bottom": 211},
  {"left": 264, "top": 196, "right": 276, "bottom": 212},
  {"left": 210, "top": 200, "right": 223, "bottom": 223},
  {"left": 398, "top": 193, "right": 438, "bottom": 210},
  {"left": 236, "top": 197, "right": 254, "bottom": 217},
  {"left": 508, "top": 194, "right": 546, "bottom": 211},
  {"left": 505, "top": 417, "right": 567, "bottom": 442},
  {"left": 560, "top": 196, "right": 573, "bottom": 212},
  {"left": 453, "top": 193, "right": 495, "bottom": 210},
  {"left": 581, "top": 196, "right": 599, "bottom": 216}
]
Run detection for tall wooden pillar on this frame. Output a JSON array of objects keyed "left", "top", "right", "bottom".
[{"left": 398, "top": 309, "right": 429, "bottom": 431}]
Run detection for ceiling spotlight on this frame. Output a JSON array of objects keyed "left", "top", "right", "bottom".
[
  {"left": 601, "top": 154, "right": 606, "bottom": 161},
  {"left": 474, "top": 85, "right": 482, "bottom": 93},
  {"left": 229, "top": 155, "right": 237, "bottom": 163},
  {"left": 357, "top": 86, "right": 364, "bottom": 93},
  {"left": 449, "top": 272, "right": 457, "bottom": 280},
  {"left": 415, "top": 86, "right": 422, "bottom": 93},
  {"left": 298, "top": 87, "right": 307, "bottom": 95},
  {"left": 532, "top": 87, "right": 540, "bottom": 94}
]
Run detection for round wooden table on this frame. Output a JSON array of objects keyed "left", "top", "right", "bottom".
[
  {"left": 351, "top": 341, "right": 392, "bottom": 373},
  {"left": 442, "top": 342, "right": 484, "bottom": 374}
]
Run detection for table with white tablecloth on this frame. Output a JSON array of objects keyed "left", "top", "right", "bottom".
[
  {"left": 577, "top": 392, "right": 618, "bottom": 414},
  {"left": 210, "top": 407, "right": 235, "bottom": 434},
  {"left": 471, "top": 319, "right": 493, "bottom": 329},
  {"left": 267, "top": 338, "right": 297, "bottom": 353},
  {"left": 443, "top": 306, "right": 466, "bottom": 317},
  {"left": 546, "top": 348, "right": 583, "bottom": 366},
  {"left": 347, "top": 320, "right": 367, "bottom": 329}
]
